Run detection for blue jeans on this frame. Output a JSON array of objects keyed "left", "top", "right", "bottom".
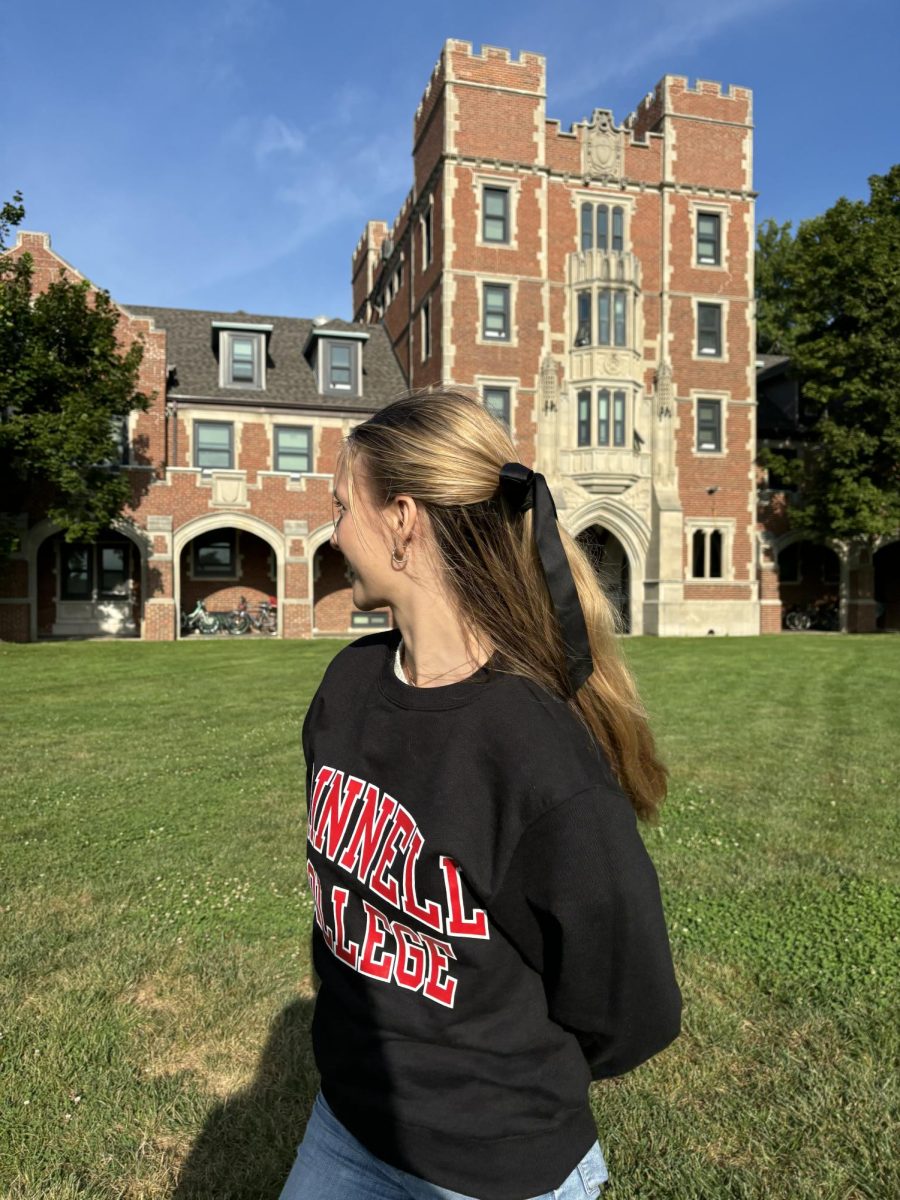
[{"left": 278, "top": 1089, "right": 608, "bottom": 1200}]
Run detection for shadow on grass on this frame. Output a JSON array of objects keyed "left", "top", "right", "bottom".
[{"left": 170, "top": 995, "right": 318, "bottom": 1200}]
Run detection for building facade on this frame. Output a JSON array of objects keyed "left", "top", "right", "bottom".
[
  {"left": 353, "top": 40, "right": 758, "bottom": 636},
  {"left": 0, "top": 233, "right": 405, "bottom": 642}
]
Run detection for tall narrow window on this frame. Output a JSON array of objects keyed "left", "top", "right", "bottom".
[
  {"left": 697, "top": 212, "right": 721, "bottom": 265},
  {"left": 698, "top": 303, "right": 722, "bottom": 356},
  {"left": 613, "top": 291, "right": 627, "bottom": 346},
  {"left": 60, "top": 544, "right": 93, "bottom": 600},
  {"left": 422, "top": 205, "right": 433, "bottom": 267},
  {"left": 709, "top": 530, "right": 723, "bottom": 578},
  {"left": 99, "top": 545, "right": 129, "bottom": 597},
  {"left": 328, "top": 344, "right": 352, "bottom": 391},
  {"left": 483, "top": 284, "right": 510, "bottom": 341},
  {"left": 598, "top": 290, "right": 611, "bottom": 345},
  {"left": 580, "top": 203, "right": 592, "bottom": 252},
  {"left": 692, "top": 530, "right": 705, "bottom": 578},
  {"left": 422, "top": 298, "right": 431, "bottom": 360},
  {"left": 230, "top": 337, "right": 256, "bottom": 383},
  {"left": 483, "top": 386, "right": 511, "bottom": 428},
  {"left": 611, "top": 207, "right": 624, "bottom": 251},
  {"left": 577, "top": 390, "right": 591, "bottom": 446},
  {"left": 483, "top": 187, "right": 509, "bottom": 243},
  {"left": 597, "top": 389, "right": 610, "bottom": 445},
  {"left": 195, "top": 421, "right": 233, "bottom": 471},
  {"left": 613, "top": 390, "right": 626, "bottom": 446},
  {"left": 697, "top": 399, "right": 722, "bottom": 451},
  {"left": 576, "top": 292, "right": 592, "bottom": 346},
  {"left": 596, "top": 205, "right": 609, "bottom": 251}
]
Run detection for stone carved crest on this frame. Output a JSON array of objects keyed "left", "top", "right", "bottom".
[
  {"left": 583, "top": 109, "right": 623, "bottom": 181},
  {"left": 604, "top": 352, "right": 624, "bottom": 376}
]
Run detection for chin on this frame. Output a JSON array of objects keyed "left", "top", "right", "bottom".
[{"left": 350, "top": 578, "right": 388, "bottom": 611}]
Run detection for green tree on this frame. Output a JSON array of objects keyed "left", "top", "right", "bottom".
[
  {"left": 755, "top": 217, "right": 799, "bottom": 355},
  {"left": 757, "top": 166, "right": 900, "bottom": 547},
  {"left": 0, "top": 196, "right": 151, "bottom": 559}
]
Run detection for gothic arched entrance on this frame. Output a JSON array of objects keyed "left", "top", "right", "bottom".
[{"left": 577, "top": 525, "right": 631, "bottom": 633}]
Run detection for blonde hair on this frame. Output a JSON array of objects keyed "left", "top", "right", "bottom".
[{"left": 340, "top": 389, "right": 669, "bottom": 825}]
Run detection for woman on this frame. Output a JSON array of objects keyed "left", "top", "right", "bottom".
[{"left": 280, "top": 391, "right": 681, "bottom": 1200}]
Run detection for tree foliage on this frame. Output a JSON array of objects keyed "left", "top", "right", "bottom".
[
  {"left": 0, "top": 195, "right": 151, "bottom": 559},
  {"left": 755, "top": 218, "right": 799, "bottom": 355},
  {"left": 756, "top": 166, "right": 900, "bottom": 546}
]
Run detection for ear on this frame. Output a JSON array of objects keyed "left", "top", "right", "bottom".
[{"left": 392, "top": 493, "right": 420, "bottom": 539}]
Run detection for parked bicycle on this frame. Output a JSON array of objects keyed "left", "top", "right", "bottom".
[
  {"left": 783, "top": 598, "right": 840, "bottom": 631},
  {"left": 224, "top": 595, "right": 278, "bottom": 635},
  {"left": 181, "top": 598, "right": 220, "bottom": 636}
]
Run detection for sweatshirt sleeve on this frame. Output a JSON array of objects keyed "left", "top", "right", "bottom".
[{"left": 490, "top": 784, "right": 682, "bottom": 1081}]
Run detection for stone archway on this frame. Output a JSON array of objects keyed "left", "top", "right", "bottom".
[
  {"left": 568, "top": 497, "right": 650, "bottom": 636},
  {"left": 24, "top": 518, "right": 151, "bottom": 641},
  {"left": 772, "top": 533, "right": 842, "bottom": 630},
  {"left": 173, "top": 513, "right": 284, "bottom": 638},
  {"left": 576, "top": 525, "right": 631, "bottom": 633}
]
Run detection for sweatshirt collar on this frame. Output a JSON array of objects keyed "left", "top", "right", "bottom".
[{"left": 378, "top": 627, "right": 499, "bottom": 710}]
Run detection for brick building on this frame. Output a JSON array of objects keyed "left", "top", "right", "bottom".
[
  {"left": 0, "top": 233, "right": 405, "bottom": 642},
  {"left": 353, "top": 39, "right": 758, "bottom": 636},
  {"left": 3, "top": 39, "right": 885, "bottom": 642}
]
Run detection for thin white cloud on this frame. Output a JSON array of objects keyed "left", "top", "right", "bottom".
[
  {"left": 551, "top": 0, "right": 804, "bottom": 107},
  {"left": 255, "top": 115, "right": 307, "bottom": 163}
]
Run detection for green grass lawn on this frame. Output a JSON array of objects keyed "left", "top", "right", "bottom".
[{"left": 1, "top": 635, "right": 897, "bottom": 1199}]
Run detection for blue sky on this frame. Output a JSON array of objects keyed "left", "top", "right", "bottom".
[{"left": 2, "top": 0, "right": 896, "bottom": 321}]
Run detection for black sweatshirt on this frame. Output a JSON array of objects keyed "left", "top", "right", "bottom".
[{"left": 300, "top": 628, "right": 681, "bottom": 1200}]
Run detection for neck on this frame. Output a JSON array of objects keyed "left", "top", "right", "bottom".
[{"left": 392, "top": 593, "right": 492, "bottom": 688}]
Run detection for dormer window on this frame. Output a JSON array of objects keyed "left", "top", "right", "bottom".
[
  {"left": 212, "top": 321, "right": 273, "bottom": 390},
  {"left": 323, "top": 339, "right": 359, "bottom": 395},
  {"left": 304, "top": 326, "right": 369, "bottom": 399}
]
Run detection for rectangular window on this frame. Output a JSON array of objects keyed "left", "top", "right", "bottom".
[
  {"left": 99, "top": 545, "right": 129, "bottom": 597},
  {"left": 230, "top": 336, "right": 257, "bottom": 384},
  {"left": 483, "top": 386, "right": 511, "bottom": 428},
  {"left": 422, "top": 205, "right": 433, "bottom": 267},
  {"left": 697, "top": 399, "right": 722, "bottom": 451},
  {"left": 421, "top": 298, "right": 431, "bottom": 360},
  {"left": 597, "top": 389, "right": 610, "bottom": 445},
  {"left": 576, "top": 292, "right": 592, "bottom": 346},
  {"left": 327, "top": 342, "right": 354, "bottom": 392},
  {"left": 596, "top": 205, "right": 608, "bottom": 252},
  {"left": 698, "top": 303, "right": 722, "bottom": 356},
  {"left": 697, "top": 212, "right": 721, "bottom": 265},
  {"left": 598, "top": 290, "right": 611, "bottom": 345},
  {"left": 613, "top": 390, "right": 626, "bottom": 446},
  {"left": 613, "top": 291, "right": 627, "bottom": 346},
  {"left": 483, "top": 187, "right": 509, "bottom": 243},
  {"left": 195, "top": 421, "right": 233, "bottom": 471},
  {"left": 577, "top": 390, "right": 591, "bottom": 446},
  {"left": 274, "top": 426, "right": 311, "bottom": 473},
  {"left": 580, "top": 203, "right": 592, "bottom": 252},
  {"left": 483, "top": 284, "right": 510, "bottom": 340},
  {"left": 193, "top": 530, "right": 236, "bottom": 578},
  {"left": 611, "top": 206, "right": 624, "bottom": 252},
  {"left": 60, "top": 544, "right": 93, "bottom": 600}
]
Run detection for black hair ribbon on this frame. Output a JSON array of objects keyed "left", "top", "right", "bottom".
[{"left": 498, "top": 462, "right": 594, "bottom": 694}]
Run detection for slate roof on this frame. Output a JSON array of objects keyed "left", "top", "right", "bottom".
[{"left": 123, "top": 304, "right": 407, "bottom": 411}]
